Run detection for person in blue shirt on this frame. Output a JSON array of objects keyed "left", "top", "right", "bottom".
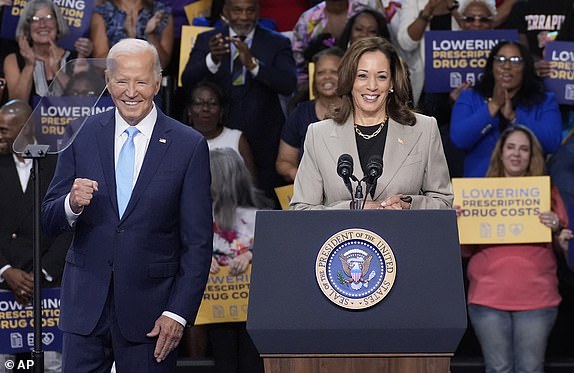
[{"left": 450, "top": 40, "right": 562, "bottom": 177}]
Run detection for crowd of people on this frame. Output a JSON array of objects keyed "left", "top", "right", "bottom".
[{"left": 0, "top": 0, "right": 573, "bottom": 372}]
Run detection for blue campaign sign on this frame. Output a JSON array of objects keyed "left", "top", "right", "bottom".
[
  {"left": 0, "top": 288, "right": 62, "bottom": 353},
  {"left": 1, "top": 0, "right": 94, "bottom": 50},
  {"left": 424, "top": 29, "right": 519, "bottom": 93},
  {"left": 32, "top": 95, "right": 114, "bottom": 153},
  {"left": 544, "top": 41, "right": 574, "bottom": 105}
]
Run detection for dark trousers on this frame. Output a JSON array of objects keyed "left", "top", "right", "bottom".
[{"left": 62, "top": 283, "right": 178, "bottom": 373}]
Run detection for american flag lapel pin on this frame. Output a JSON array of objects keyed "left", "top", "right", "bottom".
[{"left": 159, "top": 138, "right": 167, "bottom": 144}]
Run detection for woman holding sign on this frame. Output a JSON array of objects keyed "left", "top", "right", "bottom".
[
  {"left": 450, "top": 40, "right": 562, "bottom": 177},
  {"left": 460, "top": 125, "right": 571, "bottom": 373},
  {"left": 194, "top": 148, "right": 270, "bottom": 373}
]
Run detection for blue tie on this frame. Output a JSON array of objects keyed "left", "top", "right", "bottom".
[{"left": 116, "top": 126, "right": 139, "bottom": 218}]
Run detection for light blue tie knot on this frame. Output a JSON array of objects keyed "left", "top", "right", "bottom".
[{"left": 116, "top": 126, "right": 139, "bottom": 218}]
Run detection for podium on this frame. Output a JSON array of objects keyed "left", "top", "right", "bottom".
[{"left": 247, "top": 210, "right": 467, "bottom": 373}]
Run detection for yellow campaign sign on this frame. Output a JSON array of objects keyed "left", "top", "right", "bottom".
[
  {"left": 453, "top": 176, "right": 551, "bottom": 244},
  {"left": 184, "top": 0, "right": 212, "bottom": 24},
  {"left": 178, "top": 25, "right": 213, "bottom": 87},
  {"left": 308, "top": 62, "right": 315, "bottom": 100},
  {"left": 195, "top": 265, "right": 251, "bottom": 325},
  {"left": 275, "top": 184, "right": 294, "bottom": 210}
]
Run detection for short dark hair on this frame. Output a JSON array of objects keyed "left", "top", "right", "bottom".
[
  {"left": 185, "top": 80, "right": 227, "bottom": 128},
  {"left": 334, "top": 37, "right": 415, "bottom": 126}
]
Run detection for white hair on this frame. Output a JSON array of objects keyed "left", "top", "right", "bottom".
[
  {"left": 459, "top": 0, "right": 497, "bottom": 16},
  {"left": 106, "top": 38, "right": 162, "bottom": 76}
]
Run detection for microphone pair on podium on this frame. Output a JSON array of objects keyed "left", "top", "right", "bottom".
[{"left": 337, "top": 154, "right": 383, "bottom": 210}]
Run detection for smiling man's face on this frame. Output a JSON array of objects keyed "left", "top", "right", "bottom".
[{"left": 106, "top": 50, "right": 161, "bottom": 126}]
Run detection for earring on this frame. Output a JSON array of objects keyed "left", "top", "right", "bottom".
[{"left": 389, "top": 88, "right": 394, "bottom": 93}]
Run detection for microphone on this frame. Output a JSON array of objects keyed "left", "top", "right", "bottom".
[
  {"left": 337, "top": 154, "right": 354, "bottom": 198},
  {"left": 364, "top": 155, "right": 383, "bottom": 200}
]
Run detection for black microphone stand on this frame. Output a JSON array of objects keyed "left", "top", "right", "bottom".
[
  {"left": 351, "top": 176, "right": 363, "bottom": 210},
  {"left": 22, "top": 144, "right": 49, "bottom": 373}
]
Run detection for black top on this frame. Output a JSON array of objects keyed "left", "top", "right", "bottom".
[{"left": 355, "top": 123, "right": 389, "bottom": 178}]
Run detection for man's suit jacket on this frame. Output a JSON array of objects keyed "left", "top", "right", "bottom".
[
  {"left": 181, "top": 25, "right": 297, "bottom": 194},
  {"left": 41, "top": 109, "right": 213, "bottom": 343},
  {"left": 290, "top": 113, "right": 453, "bottom": 210},
  {"left": 0, "top": 154, "right": 70, "bottom": 287}
]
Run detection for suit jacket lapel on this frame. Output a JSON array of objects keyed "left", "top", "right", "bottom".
[
  {"left": 327, "top": 116, "right": 359, "bottom": 166},
  {"left": 96, "top": 111, "right": 119, "bottom": 216},
  {"left": 374, "top": 119, "right": 421, "bottom": 199},
  {"left": 121, "top": 111, "right": 172, "bottom": 220}
]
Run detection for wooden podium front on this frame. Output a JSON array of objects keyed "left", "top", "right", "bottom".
[
  {"left": 247, "top": 210, "right": 467, "bottom": 373},
  {"left": 263, "top": 355, "right": 451, "bottom": 373}
]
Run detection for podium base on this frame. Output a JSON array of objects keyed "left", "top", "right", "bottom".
[{"left": 263, "top": 355, "right": 452, "bottom": 373}]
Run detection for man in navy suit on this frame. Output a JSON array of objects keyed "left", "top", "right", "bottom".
[
  {"left": 41, "top": 39, "right": 213, "bottom": 372},
  {"left": 181, "top": 0, "right": 297, "bottom": 200}
]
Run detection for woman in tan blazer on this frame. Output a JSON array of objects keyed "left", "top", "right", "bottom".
[{"left": 290, "top": 37, "right": 453, "bottom": 210}]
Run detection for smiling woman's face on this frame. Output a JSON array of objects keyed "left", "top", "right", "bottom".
[
  {"left": 493, "top": 44, "right": 524, "bottom": 92},
  {"left": 351, "top": 51, "right": 392, "bottom": 122},
  {"left": 314, "top": 54, "right": 341, "bottom": 99},
  {"left": 29, "top": 6, "right": 58, "bottom": 44},
  {"left": 502, "top": 130, "right": 531, "bottom": 177}
]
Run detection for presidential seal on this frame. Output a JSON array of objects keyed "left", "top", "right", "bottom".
[{"left": 315, "top": 228, "right": 396, "bottom": 310}]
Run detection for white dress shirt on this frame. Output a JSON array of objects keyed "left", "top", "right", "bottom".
[
  {"left": 205, "top": 26, "right": 260, "bottom": 76},
  {"left": 63, "top": 105, "right": 187, "bottom": 327}
]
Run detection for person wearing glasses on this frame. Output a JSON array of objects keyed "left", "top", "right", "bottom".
[
  {"left": 451, "top": 0, "right": 496, "bottom": 101},
  {"left": 3, "top": 0, "right": 93, "bottom": 102},
  {"left": 450, "top": 40, "right": 562, "bottom": 177},
  {"left": 185, "top": 80, "right": 257, "bottom": 181}
]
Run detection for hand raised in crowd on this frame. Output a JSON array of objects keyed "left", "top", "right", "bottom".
[
  {"left": 534, "top": 59, "right": 553, "bottom": 78},
  {"left": 488, "top": 83, "right": 516, "bottom": 122},
  {"left": 4, "top": 268, "right": 33, "bottom": 305},
  {"left": 146, "top": 314, "right": 184, "bottom": 363},
  {"left": 145, "top": 10, "right": 164, "bottom": 36},
  {"left": 229, "top": 251, "right": 252, "bottom": 276},
  {"left": 208, "top": 33, "right": 230, "bottom": 64},
  {"left": 124, "top": 8, "right": 138, "bottom": 38},
  {"left": 69, "top": 178, "right": 98, "bottom": 214},
  {"left": 210, "top": 256, "right": 220, "bottom": 274},
  {"left": 40, "top": 39, "right": 66, "bottom": 78},
  {"left": 74, "top": 37, "right": 93, "bottom": 58},
  {"left": 230, "top": 36, "right": 254, "bottom": 68},
  {"left": 423, "top": 0, "right": 457, "bottom": 17},
  {"left": 422, "top": 0, "right": 442, "bottom": 16},
  {"left": 17, "top": 34, "right": 36, "bottom": 67}
]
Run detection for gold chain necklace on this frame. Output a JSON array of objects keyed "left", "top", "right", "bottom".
[{"left": 354, "top": 115, "right": 388, "bottom": 140}]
